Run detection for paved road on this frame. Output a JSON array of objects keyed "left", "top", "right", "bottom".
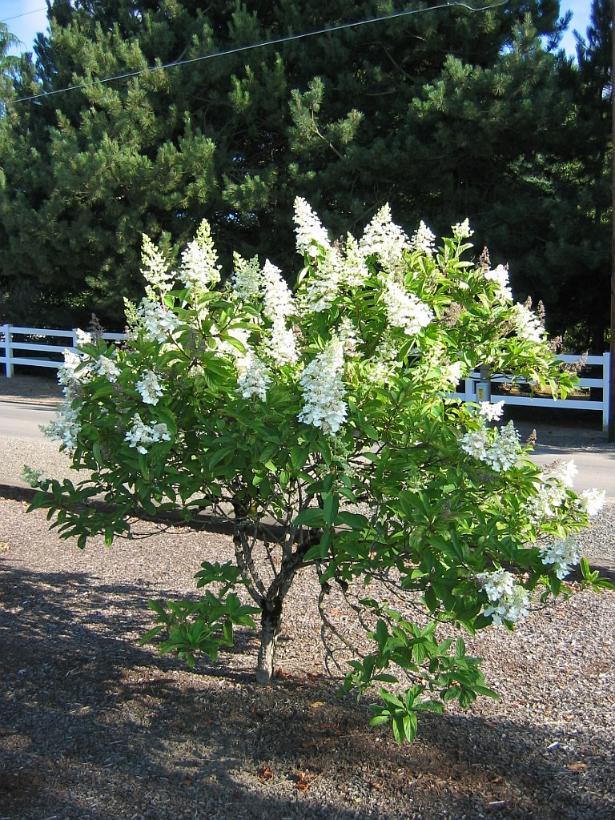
[
  {"left": 0, "top": 401, "right": 58, "bottom": 441},
  {"left": 531, "top": 447, "right": 615, "bottom": 497},
  {"left": 0, "top": 400, "right": 613, "bottom": 497}
]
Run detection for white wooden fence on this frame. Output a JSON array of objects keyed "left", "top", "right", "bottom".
[
  {"left": 454, "top": 353, "right": 611, "bottom": 432},
  {"left": 0, "top": 324, "right": 611, "bottom": 430},
  {"left": 0, "top": 324, "right": 126, "bottom": 376}
]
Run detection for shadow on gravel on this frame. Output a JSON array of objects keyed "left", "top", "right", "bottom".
[{"left": 0, "top": 565, "right": 613, "bottom": 819}]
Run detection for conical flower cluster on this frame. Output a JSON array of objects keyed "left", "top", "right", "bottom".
[{"left": 298, "top": 338, "right": 347, "bottom": 435}]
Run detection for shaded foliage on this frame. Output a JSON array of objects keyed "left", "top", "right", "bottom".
[{"left": 0, "top": 1, "right": 610, "bottom": 348}]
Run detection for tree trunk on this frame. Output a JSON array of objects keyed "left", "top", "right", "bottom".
[{"left": 255, "top": 598, "right": 283, "bottom": 684}]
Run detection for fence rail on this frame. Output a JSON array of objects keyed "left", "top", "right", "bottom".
[
  {"left": 0, "top": 324, "right": 126, "bottom": 377},
  {"left": 0, "top": 324, "right": 611, "bottom": 430},
  {"left": 454, "top": 352, "right": 611, "bottom": 431}
]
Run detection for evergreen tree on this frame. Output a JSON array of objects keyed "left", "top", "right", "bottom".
[
  {"left": 545, "top": 0, "right": 611, "bottom": 350},
  {"left": 0, "top": 1, "right": 592, "bottom": 335},
  {"left": 0, "top": 22, "right": 20, "bottom": 102}
]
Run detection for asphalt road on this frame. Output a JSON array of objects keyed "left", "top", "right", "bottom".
[
  {"left": 0, "top": 400, "right": 613, "bottom": 497},
  {"left": 0, "top": 401, "right": 58, "bottom": 441},
  {"left": 531, "top": 447, "right": 615, "bottom": 497}
]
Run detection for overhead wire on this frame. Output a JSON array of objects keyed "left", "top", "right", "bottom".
[
  {"left": 13, "top": 1, "right": 508, "bottom": 104},
  {"left": 1, "top": 7, "right": 47, "bottom": 24}
]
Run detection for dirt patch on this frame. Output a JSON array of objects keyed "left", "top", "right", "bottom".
[{"left": 0, "top": 498, "right": 613, "bottom": 819}]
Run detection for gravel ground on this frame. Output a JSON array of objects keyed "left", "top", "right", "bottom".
[
  {"left": 0, "top": 375, "right": 73, "bottom": 486},
  {"left": 0, "top": 436, "right": 76, "bottom": 487},
  {"left": 1, "top": 375, "right": 613, "bottom": 818},
  {"left": 0, "top": 497, "right": 614, "bottom": 819}
]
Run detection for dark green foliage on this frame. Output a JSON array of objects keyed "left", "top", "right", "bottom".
[
  {"left": 548, "top": 0, "right": 612, "bottom": 351},
  {"left": 0, "top": 1, "right": 610, "bottom": 346}
]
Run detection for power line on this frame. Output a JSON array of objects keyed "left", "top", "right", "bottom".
[
  {"left": 13, "top": 1, "right": 507, "bottom": 104},
  {"left": 1, "top": 7, "right": 47, "bottom": 24}
]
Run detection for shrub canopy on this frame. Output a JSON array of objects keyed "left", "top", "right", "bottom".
[{"left": 29, "top": 201, "right": 608, "bottom": 742}]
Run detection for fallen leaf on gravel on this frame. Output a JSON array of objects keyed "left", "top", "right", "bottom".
[
  {"left": 310, "top": 701, "right": 325, "bottom": 709},
  {"left": 294, "top": 771, "right": 312, "bottom": 792},
  {"left": 567, "top": 762, "right": 588, "bottom": 772},
  {"left": 0, "top": 542, "right": 9, "bottom": 552},
  {"left": 258, "top": 765, "right": 274, "bottom": 782}
]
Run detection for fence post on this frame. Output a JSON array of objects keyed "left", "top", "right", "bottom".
[
  {"left": 464, "top": 377, "right": 474, "bottom": 402},
  {"left": 1, "top": 324, "right": 13, "bottom": 378},
  {"left": 603, "top": 351, "right": 611, "bottom": 433}
]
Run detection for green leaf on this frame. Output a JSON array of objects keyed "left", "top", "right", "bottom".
[
  {"left": 289, "top": 445, "right": 310, "bottom": 470},
  {"left": 323, "top": 492, "right": 339, "bottom": 525},
  {"left": 379, "top": 689, "right": 404, "bottom": 709},
  {"left": 220, "top": 334, "right": 247, "bottom": 354},
  {"left": 93, "top": 441, "right": 104, "bottom": 465},
  {"left": 411, "top": 641, "right": 427, "bottom": 664},
  {"left": 335, "top": 511, "right": 369, "bottom": 530},
  {"left": 391, "top": 716, "right": 404, "bottom": 743},
  {"left": 207, "top": 445, "right": 235, "bottom": 470},
  {"left": 91, "top": 383, "right": 115, "bottom": 401},
  {"left": 303, "top": 529, "right": 331, "bottom": 562},
  {"left": 403, "top": 712, "right": 418, "bottom": 743},
  {"left": 293, "top": 507, "right": 326, "bottom": 527},
  {"left": 424, "top": 587, "right": 438, "bottom": 612},
  {"left": 579, "top": 557, "right": 592, "bottom": 579},
  {"left": 474, "top": 685, "right": 500, "bottom": 699},
  {"left": 442, "top": 686, "right": 462, "bottom": 702},
  {"left": 374, "top": 619, "right": 388, "bottom": 649},
  {"left": 321, "top": 474, "right": 334, "bottom": 492},
  {"left": 414, "top": 700, "right": 444, "bottom": 714},
  {"left": 139, "top": 625, "right": 164, "bottom": 645},
  {"left": 373, "top": 673, "right": 399, "bottom": 683}
]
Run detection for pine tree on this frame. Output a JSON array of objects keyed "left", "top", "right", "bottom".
[
  {"left": 0, "top": 1, "right": 591, "bottom": 335},
  {"left": 546, "top": 0, "right": 611, "bottom": 351},
  {"left": 0, "top": 23, "right": 20, "bottom": 101}
]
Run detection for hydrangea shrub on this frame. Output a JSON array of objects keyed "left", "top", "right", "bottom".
[{"left": 28, "top": 200, "right": 609, "bottom": 743}]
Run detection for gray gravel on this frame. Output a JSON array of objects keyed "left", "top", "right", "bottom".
[
  {"left": 577, "top": 504, "right": 615, "bottom": 570},
  {"left": 1, "top": 377, "right": 613, "bottom": 817},
  {"left": 0, "top": 497, "right": 613, "bottom": 819},
  {"left": 0, "top": 435, "right": 76, "bottom": 487}
]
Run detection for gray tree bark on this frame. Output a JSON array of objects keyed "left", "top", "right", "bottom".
[{"left": 255, "top": 598, "right": 283, "bottom": 684}]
